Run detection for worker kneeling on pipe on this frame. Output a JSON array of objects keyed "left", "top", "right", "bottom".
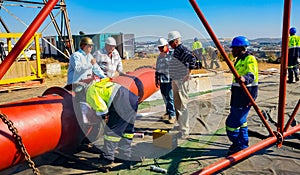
[{"left": 75, "top": 77, "right": 139, "bottom": 168}]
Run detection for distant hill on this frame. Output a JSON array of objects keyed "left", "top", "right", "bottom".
[{"left": 250, "top": 38, "right": 281, "bottom": 44}]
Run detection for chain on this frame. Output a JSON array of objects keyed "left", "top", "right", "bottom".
[{"left": 0, "top": 112, "right": 41, "bottom": 175}]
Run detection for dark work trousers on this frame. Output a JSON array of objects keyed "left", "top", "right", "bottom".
[
  {"left": 226, "top": 106, "right": 251, "bottom": 151},
  {"left": 288, "top": 66, "right": 299, "bottom": 82},
  {"left": 102, "top": 86, "right": 139, "bottom": 161},
  {"left": 102, "top": 87, "right": 138, "bottom": 160}
]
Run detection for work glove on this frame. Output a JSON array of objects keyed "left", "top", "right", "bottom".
[
  {"left": 155, "top": 72, "right": 160, "bottom": 88},
  {"left": 155, "top": 80, "right": 160, "bottom": 88}
]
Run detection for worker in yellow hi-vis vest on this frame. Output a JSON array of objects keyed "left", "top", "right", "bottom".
[
  {"left": 226, "top": 36, "right": 258, "bottom": 155},
  {"left": 76, "top": 77, "right": 139, "bottom": 169},
  {"left": 287, "top": 27, "right": 300, "bottom": 83},
  {"left": 192, "top": 37, "right": 208, "bottom": 68}
]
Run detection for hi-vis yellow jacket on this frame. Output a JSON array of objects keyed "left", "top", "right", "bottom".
[
  {"left": 192, "top": 41, "right": 202, "bottom": 51},
  {"left": 288, "top": 35, "right": 300, "bottom": 67},
  {"left": 86, "top": 78, "right": 121, "bottom": 116},
  {"left": 230, "top": 53, "right": 258, "bottom": 107},
  {"left": 232, "top": 54, "right": 259, "bottom": 87}
]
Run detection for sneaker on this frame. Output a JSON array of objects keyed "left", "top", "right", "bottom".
[
  {"left": 168, "top": 117, "right": 176, "bottom": 124},
  {"left": 161, "top": 113, "right": 169, "bottom": 120},
  {"left": 287, "top": 80, "right": 294, "bottom": 84}
]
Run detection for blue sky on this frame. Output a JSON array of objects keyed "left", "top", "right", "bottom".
[{"left": 0, "top": 0, "right": 300, "bottom": 40}]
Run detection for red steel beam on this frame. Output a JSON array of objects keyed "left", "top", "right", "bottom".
[
  {"left": 188, "top": 0, "right": 275, "bottom": 137},
  {"left": 284, "top": 99, "right": 300, "bottom": 132},
  {"left": 277, "top": 0, "right": 291, "bottom": 138},
  {"left": 191, "top": 124, "right": 300, "bottom": 175},
  {"left": 0, "top": 0, "right": 59, "bottom": 80}
]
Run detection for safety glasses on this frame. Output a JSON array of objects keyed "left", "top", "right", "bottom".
[{"left": 168, "top": 40, "right": 174, "bottom": 45}]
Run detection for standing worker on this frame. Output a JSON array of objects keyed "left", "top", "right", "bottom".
[
  {"left": 168, "top": 31, "right": 196, "bottom": 138},
  {"left": 67, "top": 37, "right": 105, "bottom": 85},
  {"left": 155, "top": 38, "right": 176, "bottom": 124},
  {"left": 287, "top": 27, "right": 300, "bottom": 83},
  {"left": 226, "top": 36, "right": 258, "bottom": 155},
  {"left": 208, "top": 46, "right": 220, "bottom": 69},
  {"left": 192, "top": 37, "right": 206, "bottom": 68},
  {"left": 93, "top": 37, "right": 124, "bottom": 78}
]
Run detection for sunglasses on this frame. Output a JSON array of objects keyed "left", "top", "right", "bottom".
[{"left": 168, "top": 40, "right": 174, "bottom": 45}]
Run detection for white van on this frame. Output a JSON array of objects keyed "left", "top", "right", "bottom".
[{"left": 2, "top": 44, "right": 37, "bottom": 60}]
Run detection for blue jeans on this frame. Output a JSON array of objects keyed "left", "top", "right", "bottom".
[
  {"left": 226, "top": 106, "right": 251, "bottom": 151},
  {"left": 160, "top": 82, "right": 176, "bottom": 117}
]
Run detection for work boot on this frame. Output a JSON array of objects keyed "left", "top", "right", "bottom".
[
  {"left": 168, "top": 117, "right": 176, "bottom": 124},
  {"left": 94, "top": 157, "right": 114, "bottom": 169},
  {"left": 177, "top": 132, "right": 189, "bottom": 139},
  {"left": 227, "top": 144, "right": 239, "bottom": 156},
  {"left": 161, "top": 113, "right": 169, "bottom": 120},
  {"left": 114, "top": 156, "right": 143, "bottom": 170}
]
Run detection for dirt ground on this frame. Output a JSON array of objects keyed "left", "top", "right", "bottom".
[
  {"left": 0, "top": 57, "right": 281, "bottom": 104},
  {"left": 2, "top": 57, "right": 299, "bottom": 175}
]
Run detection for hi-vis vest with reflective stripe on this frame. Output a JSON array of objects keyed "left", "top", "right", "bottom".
[
  {"left": 232, "top": 54, "right": 258, "bottom": 87},
  {"left": 289, "top": 35, "right": 300, "bottom": 48},
  {"left": 86, "top": 78, "right": 121, "bottom": 116},
  {"left": 192, "top": 41, "right": 206, "bottom": 54},
  {"left": 192, "top": 41, "right": 202, "bottom": 50}
]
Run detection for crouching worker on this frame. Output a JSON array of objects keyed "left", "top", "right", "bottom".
[{"left": 80, "top": 77, "right": 139, "bottom": 169}]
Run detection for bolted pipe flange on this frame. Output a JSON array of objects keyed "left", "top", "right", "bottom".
[{"left": 273, "top": 131, "right": 284, "bottom": 145}]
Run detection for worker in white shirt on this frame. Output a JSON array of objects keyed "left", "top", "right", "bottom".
[
  {"left": 93, "top": 37, "right": 123, "bottom": 78},
  {"left": 67, "top": 37, "right": 105, "bottom": 85}
]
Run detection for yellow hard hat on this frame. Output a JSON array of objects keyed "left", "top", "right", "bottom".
[{"left": 80, "top": 37, "right": 94, "bottom": 45}]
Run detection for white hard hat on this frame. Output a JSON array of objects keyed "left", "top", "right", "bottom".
[
  {"left": 105, "top": 37, "right": 116, "bottom": 46},
  {"left": 168, "top": 30, "right": 181, "bottom": 41},
  {"left": 157, "top": 38, "right": 168, "bottom": 47}
]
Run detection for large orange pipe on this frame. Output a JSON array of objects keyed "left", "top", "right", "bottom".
[
  {"left": 112, "top": 67, "right": 159, "bottom": 102},
  {"left": 0, "top": 67, "right": 158, "bottom": 171},
  {"left": 0, "top": 90, "right": 82, "bottom": 171}
]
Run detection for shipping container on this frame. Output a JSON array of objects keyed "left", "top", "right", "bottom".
[{"left": 42, "top": 33, "right": 135, "bottom": 59}]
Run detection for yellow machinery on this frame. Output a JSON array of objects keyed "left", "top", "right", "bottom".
[{"left": 0, "top": 33, "right": 43, "bottom": 86}]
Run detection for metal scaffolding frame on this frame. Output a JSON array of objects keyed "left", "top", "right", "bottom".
[
  {"left": 189, "top": 0, "right": 300, "bottom": 174},
  {"left": 0, "top": 0, "right": 74, "bottom": 58}
]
